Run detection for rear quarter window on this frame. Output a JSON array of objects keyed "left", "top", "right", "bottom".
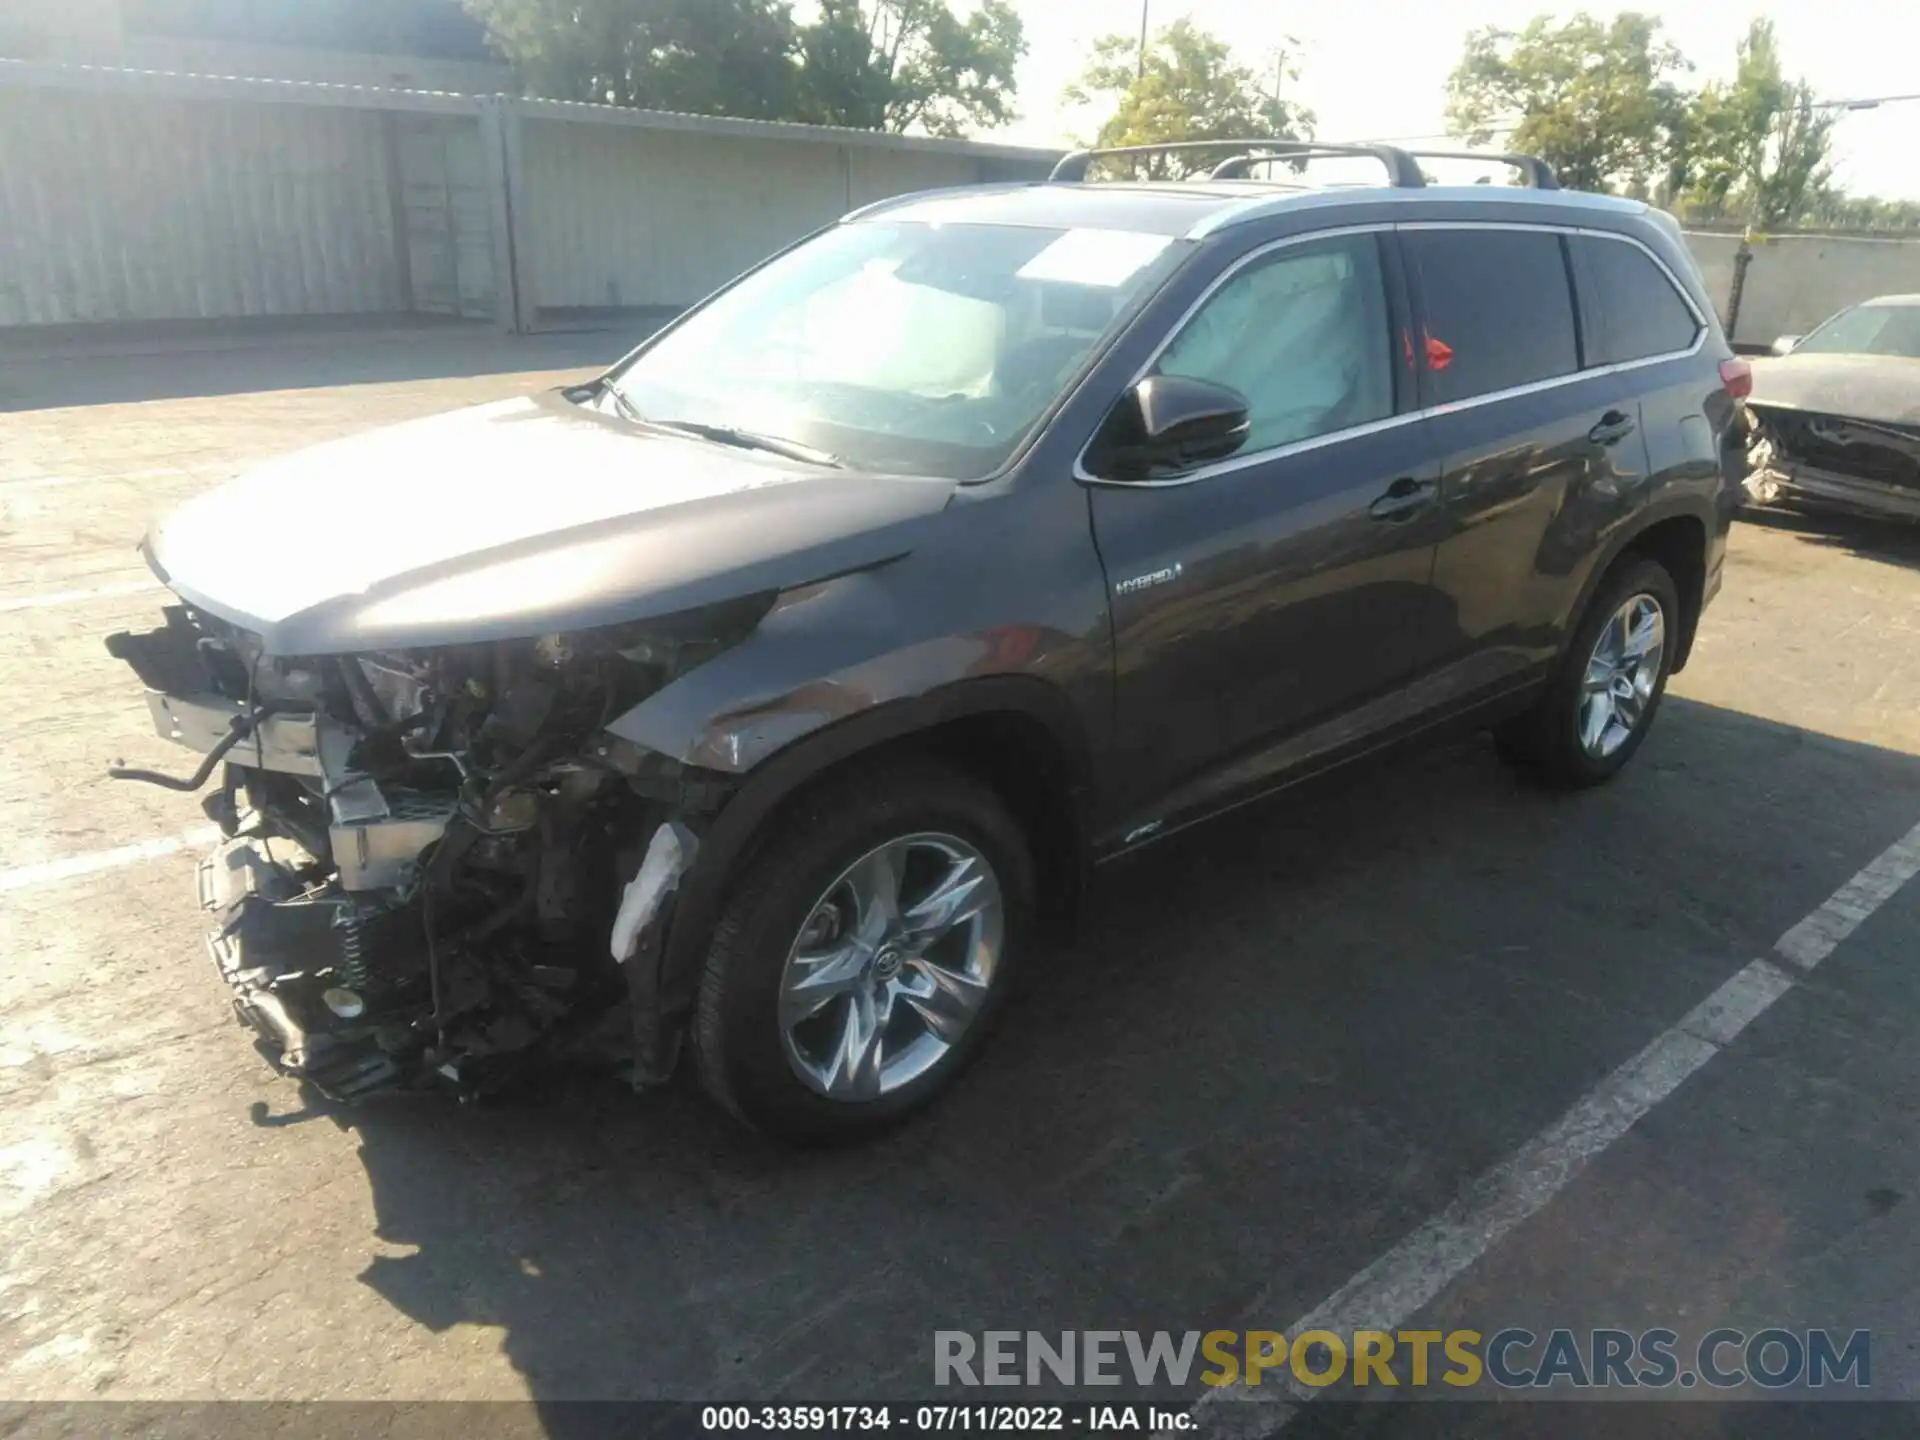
[
  {"left": 1576, "top": 235, "right": 1702, "bottom": 364},
  {"left": 1406, "top": 228, "right": 1579, "bottom": 405}
]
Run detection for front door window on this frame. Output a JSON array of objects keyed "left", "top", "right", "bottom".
[{"left": 1154, "top": 233, "right": 1395, "bottom": 456}]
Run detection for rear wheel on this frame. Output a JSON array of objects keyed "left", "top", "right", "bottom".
[
  {"left": 691, "top": 762, "right": 1034, "bottom": 1141},
  {"left": 1497, "top": 555, "right": 1680, "bottom": 788}
]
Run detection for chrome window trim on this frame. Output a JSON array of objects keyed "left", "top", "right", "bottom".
[
  {"left": 1077, "top": 408, "right": 1426, "bottom": 489},
  {"left": 1397, "top": 218, "right": 1710, "bottom": 330},
  {"left": 1183, "top": 185, "right": 1652, "bottom": 241},
  {"left": 1075, "top": 218, "right": 1707, "bottom": 491},
  {"left": 1074, "top": 224, "right": 1402, "bottom": 489}
]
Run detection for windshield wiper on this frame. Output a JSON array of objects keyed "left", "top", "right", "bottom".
[
  {"left": 598, "top": 380, "right": 646, "bottom": 424},
  {"left": 646, "top": 418, "right": 846, "bottom": 469},
  {"left": 596, "top": 382, "right": 845, "bottom": 468}
]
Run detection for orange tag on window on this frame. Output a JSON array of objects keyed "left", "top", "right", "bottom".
[{"left": 1425, "top": 334, "right": 1454, "bottom": 371}]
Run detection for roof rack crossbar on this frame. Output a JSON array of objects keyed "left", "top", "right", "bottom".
[
  {"left": 1398, "top": 149, "right": 1560, "bottom": 190},
  {"left": 1207, "top": 148, "right": 1395, "bottom": 180},
  {"left": 1047, "top": 138, "right": 1427, "bottom": 188}
]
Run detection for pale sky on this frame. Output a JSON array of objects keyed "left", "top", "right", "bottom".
[{"left": 994, "top": 0, "right": 1918, "bottom": 201}]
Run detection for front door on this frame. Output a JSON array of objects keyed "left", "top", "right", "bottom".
[{"left": 1086, "top": 228, "right": 1446, "bottom": 829}]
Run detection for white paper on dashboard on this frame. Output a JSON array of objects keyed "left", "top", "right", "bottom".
[{"left": 1016, "top": 229, "right": 1173, "bottom": 287}]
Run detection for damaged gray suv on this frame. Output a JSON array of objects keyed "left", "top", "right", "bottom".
[{"left": 108, "top": 141, "right": 1747, "bottom": 1140}]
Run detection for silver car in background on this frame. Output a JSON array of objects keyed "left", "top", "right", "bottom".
[{"left": 1743, "top": 294, "right": 1920, "bottom": 521}]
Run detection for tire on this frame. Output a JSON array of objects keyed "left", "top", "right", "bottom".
[
  {"left": 1496, "top": 555, "right": 1681, "bottom": 789},
  {"left": 691, "top": 761, "right": 1036, "bottom": 1142}
]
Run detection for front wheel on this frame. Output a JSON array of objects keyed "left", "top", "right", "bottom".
[
  {"left": 691, "top": 763, "right": 1035, "bottom": 1141},
  {"left": 1497, "top": 555, "right": 1680, "bottom": 788}
]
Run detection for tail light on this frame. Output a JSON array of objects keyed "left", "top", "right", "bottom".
[{"left": 1719, "top": 356, "right": 1753, "bottom": 400}]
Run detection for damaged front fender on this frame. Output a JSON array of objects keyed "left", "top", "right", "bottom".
[{"left": 608, "top": 565, "right": 1087, "bottom": 776}]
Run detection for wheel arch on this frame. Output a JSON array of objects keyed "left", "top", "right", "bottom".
[
  {"left": 651, "top": 677, "right": 1097, "bottom": 1067},
  {"left": 1571, "top": 503, "right": 1712, "bottom": 673}
]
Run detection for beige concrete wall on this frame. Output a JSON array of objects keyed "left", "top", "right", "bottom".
[
  {"left": 0, "top": 88, "right": 405, "bottom": 325},
  {"left": 519, "top": 122, "right": 852, "bottom": 313},
  {"left": 1684, "top": 230, "right": 1920, "bottom": 346},
  {"left": 0, "top": 70, "right": 1060, "bottom": 331},
  {"left": 517, "top": 119, "right": 1035, "bottom": 312}
]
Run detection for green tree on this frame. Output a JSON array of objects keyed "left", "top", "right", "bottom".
[
  {"left": 466, "top": 0, "right": 1023, "bottom": 134},
  {"left": 795, "top": 0, "right": 1026, "bottom": 136},
  {"left": 1800, "top": 189, "right": 1920, "bottom": 232},
  {"left": 1065, "top": 19, "right": 1313, "bottom": 179},
  {"left": 1446, "top": 11, "right": 1691, "bottom": 193},
  {"left": 463, "top": 0, "right": 800, "bottom": 117},
  {"left": 1680, "top": 20, "right": 1836, "bottom": 227}
]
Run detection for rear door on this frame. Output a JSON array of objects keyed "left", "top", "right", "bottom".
[
  {"left": 1404, "top": 224, "right": 1648, "bottom": 692},
  {"left": 1086, "top": 227, "right": 1445, "bottom": 825},
  {"left": 1567, "top": 230, "right": 1716, "bottom": 501}
]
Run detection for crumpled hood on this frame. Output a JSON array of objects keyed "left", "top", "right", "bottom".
[
  {"left": 147, "top": 391, "right": 956, "bottom": 654},
  {"left": 1749, "top": 354, "right": 1920, "bottom": 426}
]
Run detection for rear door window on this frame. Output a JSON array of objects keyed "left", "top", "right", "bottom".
[
  {"left": 1576, "top": 235, "right": 1702, "bottom": 364},
  {"left": 1405, "top": 228, "right": 1578, "bottom": 405}
]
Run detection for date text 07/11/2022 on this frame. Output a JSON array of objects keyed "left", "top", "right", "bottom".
[{"left": 699, "top": 1404, "right": 1191, "bottom": 1432}]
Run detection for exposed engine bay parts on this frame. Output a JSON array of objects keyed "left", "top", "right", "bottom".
[{"left": 108, "top": 604, "right": 750, "bottom": 1101}]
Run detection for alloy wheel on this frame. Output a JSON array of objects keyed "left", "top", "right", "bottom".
[
  {"left": 778, "top": 832, "right": 1005, "bottom": 1101},
  {"left": 1578, "top": 593, "right": 1665, "bottom": 759}
]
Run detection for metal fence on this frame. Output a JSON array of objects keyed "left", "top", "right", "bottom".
[{"left": 0, "top": 60, "right": 1059, "bottom": 332}]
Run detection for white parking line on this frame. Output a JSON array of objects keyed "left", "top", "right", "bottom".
[
  {"left": 0, "top": 826, "right": 221, "bottom": 894},
  {"left": 1194, "top": 817, "right": 1920, "bottom": 1436},
  {"left": 0, "top": 578, "right": 162, "bottom": 613},
  {"left": 1775, "top": 823, "right": 1920, "bottom": 969}
]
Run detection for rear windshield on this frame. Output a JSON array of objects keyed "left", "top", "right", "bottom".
[
  {"left": 1794, "top": 304, "right": 1920, "bottom": 360},
  {"left": 606, "top": 221, "right": 1187, "bottom": 480}
]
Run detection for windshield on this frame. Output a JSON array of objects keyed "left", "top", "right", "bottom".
[
  {"left": 605, "top": 220, "right": 1185, "bottom": 480},
  {"left": 1794, "top": 303, "right": 1920, "bottom": 359}
]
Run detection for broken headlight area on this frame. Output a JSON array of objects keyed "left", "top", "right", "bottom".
[
  {"left": 1745, "top": 407, "right": 1920, "bottom": 518},
  {"left": 106, "top": 601, "right": 766, "bottom": 1100}
]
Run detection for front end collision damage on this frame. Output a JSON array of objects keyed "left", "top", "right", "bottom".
[
  {"left": 108, "top": 597, "right": 774, "bottom": 1100},
  {"left": 107, "top": 530, "right": 1101, "bottom": 1102},
  {"left": 1744, "top": 406, "right": 1920, "bottom": 522},
  {"left": 100, "top": 392, "right": 1038, "bottom": 1101}
]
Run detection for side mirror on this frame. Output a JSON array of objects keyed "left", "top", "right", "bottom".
[
  {"left": 1092, "top": 375, "right": 1251, "bottom": 481},
  {"left": 1770, "top": 334, "right": 1801, "bottom": 356}
]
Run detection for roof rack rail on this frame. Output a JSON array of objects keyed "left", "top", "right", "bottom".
[
  {"left": 1205, "top": 147, "right": 1414, "bottom": 181},
  {"left": 1047, "top": 138, "right": 1427, "bottom": 188},
  {"left": 1398, "top": 149, "right": 1560, "bottom": 190},
  {"left": 1047, "top": 139, "right": 1562, "bottom": 192}
]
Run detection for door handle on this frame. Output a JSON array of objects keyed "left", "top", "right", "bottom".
[
  {"left": 1369, "top": 476, "right": 1435, "bottom": 521},
  {"left": 1589, "top": 410, "right": 1637, "bottom": 446}
]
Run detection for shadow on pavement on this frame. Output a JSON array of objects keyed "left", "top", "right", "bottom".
[
  {"left": 328, "top": 696, "right": 1920, "bottom": 1413},
  {"left": 0, "top": 316, "right": 667, "bottom": 411},
  {"left": 1738, "top": 506, "right": 1920, "bottom": 574}
]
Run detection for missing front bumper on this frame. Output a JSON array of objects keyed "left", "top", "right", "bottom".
[
  {"left": 199, "top": 835, "right": 434, "bottom": 1100},
  {"left": 134, "top": 684, "right": 456, "bottom": 890}
]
